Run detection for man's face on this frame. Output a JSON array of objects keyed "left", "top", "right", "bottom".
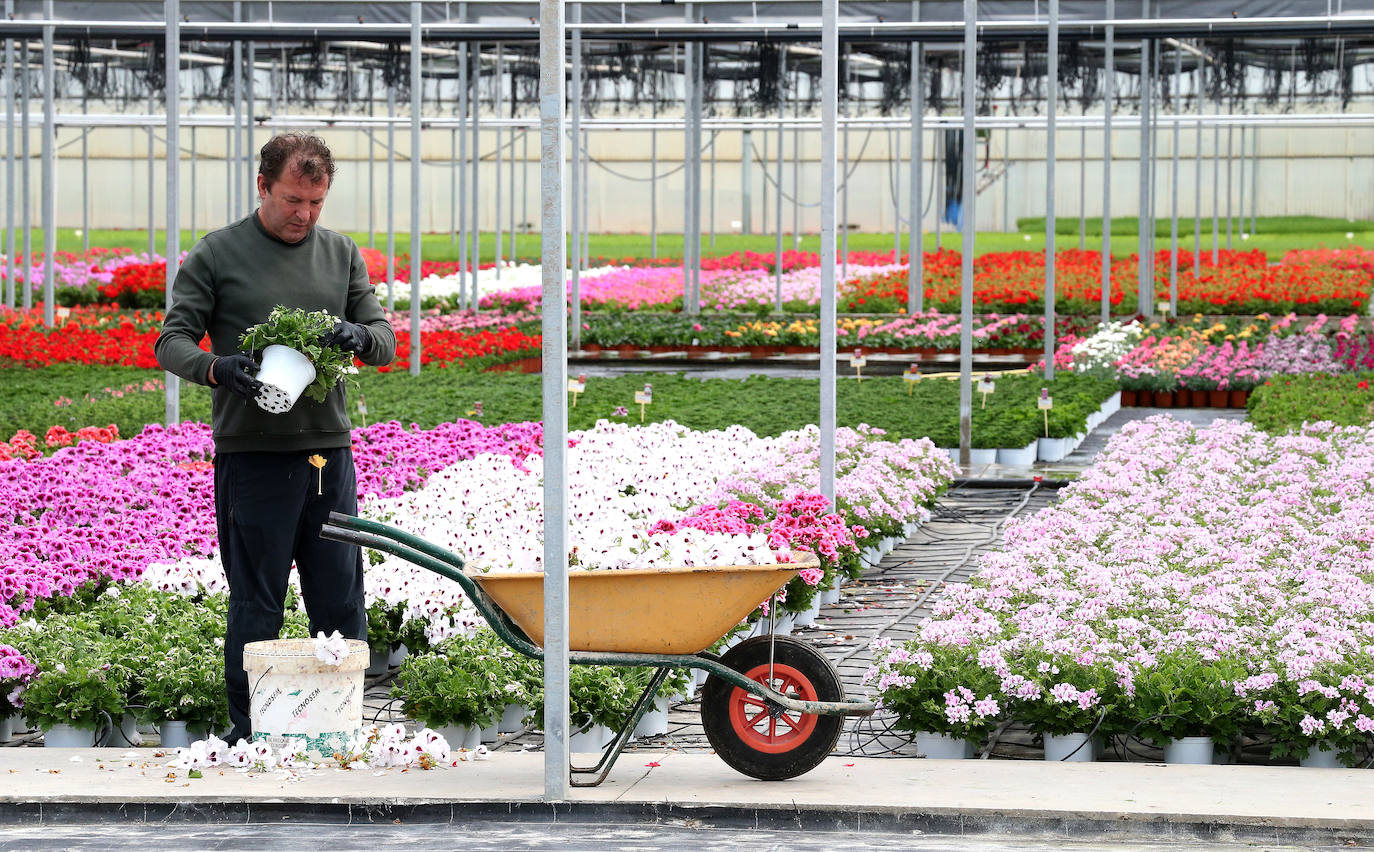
[{"left": 256, "top": 163, "right": 328, "bottom": 243}]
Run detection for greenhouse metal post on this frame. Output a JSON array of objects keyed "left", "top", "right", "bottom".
[
  {"left": 909, "top": 36, "right": 923, "bottom": 314},
  {"left": 148, "top": 95, "right": 155, "bottom": 259},
  {"left": 1101, "top": 0, "right": 1113, "bottom": 324},
  {"left": 1170, "top": 44, "right": 1181, "bottom": 315},
  {"left": 1238, "top": 125, "right": 1246, "bottom": 236},
  {"left": 246, "top": 41, "right": 255, "bottom": 212},
  {"left": 1137, "top": 27, "right": 1150, "bottom": 316},
  {"left": 1250, "top": 125, "right": 1258, "bottom": 235},
  {"left": 709, "top": 126, "right": 715, "bottom": 249},
  {"left": 1078, "top": 125, "right": 1085, "bottom": 250},
  {"left": 570, "top": 4, "right": 582, "bottom": 345},
  {"left": 232, "top": 1, "right": 241, "bottom": 218},
  {"left": 41, "top": 0, "right": 54, "bottom": 327},
  {"left": 386, "top": 83, "right": 396, "bottom": 310},
  {"left": 1044, "top": 0, "right": 1058, "bottom": 380},
  {"left": 494, "top": 44, "right": 503, "bottom": 279},
  {"left": 537, "top": 0, "right": 570, "bottom": 802},
  {"left": 4, "top": 6, "right": 13, "bottom": 311},
  {"left": 820, "top": 0, "right": 837, "bottom": 506},
  {"left": 81, "top": 89, "right": 88, "bottom": 251},
  {"left": 741, "top": 129, "right": 751, "bottom": 234},
  {"left": 841, "top": 100, "right": 849, "bottom": 280},
  {"left": 792, "top": 88, "right": 800, "bottom": 250},
  {"left": 959, "top": 0, "right": 976, "bottom": 465},
  {"left": 691, "top": 39, "right": 704, "bottom": 306},
  {"left": 470, "top": 42, "right": 481, "bottom": 312},
  {"left": 682, "top": 13, "right": 696, "bottom": 316},
  {"left": 189, "top": 127, "right": 196, "bottom": 241},
  {"left": 368, "top": 73, "right": 376, "bottom": 249},
  {"left": 649, "top": 95, "right": 657, "bottom": 257},
  {"left": 165, "top": 0, "right": 181, "bottom": 426},
  {"left": 1211, "top": 86, "right": 1219, "bottom": 264},
  {"left": 582, "top": 127, "right": 589, "bottom": 268},
  {"left": 410, "top": 1, "right": 422, "bottom": 376},
  {"left": 1226, "top": 104, "right": 1234, "bottom": 249},
  {"left": 457, "top": 35, "right": 468, "bottom": 307},
  {"left": 20, "top": 42, "right": 28, "bottom": 311},
  {"left": 775, "top": 47, "right": 784, "bottom": 311},
  {"left": 1194, "top": 57, "right": 1202, "bottom": 260}
]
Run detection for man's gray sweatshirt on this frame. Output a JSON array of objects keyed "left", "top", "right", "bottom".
[{"left": 154, "top": 213, "right": 396, "bottom": 454}]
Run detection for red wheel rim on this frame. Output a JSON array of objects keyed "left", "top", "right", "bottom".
[{"left": 728, "top": 662, "right": 819, "bottom": 754}]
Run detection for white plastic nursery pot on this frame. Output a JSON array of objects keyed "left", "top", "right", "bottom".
[
  {"left": 0, "top": 715, "right": 13, "bottom": 743},
  {"left": 1043, "top": 731, "right": 1096, "bottom": 762},
  {"left": 1300, "top": 744, "right": 1345, "bottom": 768},
  {"left": 569, "top": 723, "right": 613, "bottom": 753},
  {"left": 387, "top": 643, "right": 409, "bottom": 668},
  {"left": 254, "top": 344, "right": 318, "bottom": 414},
  {"left": 633, "top": 696, "right": 672, "bottom": 739},
  {"left": 242, "top": 637, "right": 368, "bottom": 762},
  {"left": 365, "top": 646, "right": 389, "bottom": 677},
  {"left": 43, "top": 723, "right": 95, "bottom": 748},
  {"left": 915, "top": 730, "right": 977, "bottom": 759},
  {"left": 1038, "top": 436, "right": 1072, "bottom": 463},
  {"left": 160, "top": 720, "right": 193, "bottom": 749},
  {"left": 1162, "top": 736, "right": 1215, "bottom": 765},
  {"left": 996, "top": 442, "right": 1038, "bottom": 467},
  {"left": 478, "top": 720, "right": 500, "bottom": 744},
  {"left": 107, "top": 712, "right": 142, "bottom": 747},
  {"left": 968, "top": 448, "right": 998, "bottom": 467},
  {"left": 820, "top": 587, "right": 841, "bottom": 606},
  {"left": 497, "top": 704, "right": 530, "bottom": 734},
  {"left": 435, "top": 724, "right": 477, "bottom": 751}
]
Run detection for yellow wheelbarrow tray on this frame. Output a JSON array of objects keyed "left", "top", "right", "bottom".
[{"left": 321, "top": 512, "right": 875, "bottom": 786}]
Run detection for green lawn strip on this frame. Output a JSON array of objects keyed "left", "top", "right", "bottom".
[
  {"left": 2, "top": 365, "right": 1116, "bottom": 450},
  {"left": 1246, "top": 372, "right": 1374, "bottom": 433},
  {"left": 34, "top": 225, "right": 1374, "bottom": 265},
  {"left": 1017, "top": 214, "right": 1374, "bottom": 238}
]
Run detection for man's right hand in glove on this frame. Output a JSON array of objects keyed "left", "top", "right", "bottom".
[{"left": 208, "top": 354, "right": 263, "bottom": 399}]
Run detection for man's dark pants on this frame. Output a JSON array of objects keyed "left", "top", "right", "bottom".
[{"left": 214, "top": 447, "right": 366, "bottom": 735}]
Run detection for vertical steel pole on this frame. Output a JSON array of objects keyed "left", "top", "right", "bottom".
[
  {"left": 1250, "top": 124, "right": 1258, "bottom": 236},
  {"left": 682, "top": 26, "right": 695, "bottom": 314},
  {"left": 792, "top": 80, "right": 800, "bottom": 250},
  {"left": 959, "top": 0, "right": 976, "bottom": 465},
  {"left": 450, "top": 128, "right": 458, "bottom": 246},
  {"left": 1194, "top": 56, "right": 1202, "bottom": 263},
  {"left": 582, "top": 128, "right": 589, "bottom": 267},
  {"left": 841, "top": 92, "right": 849, "bottom": 279},
  {"left": 470, "top": 41, "right": 481, "bottom": 310},
  {"left": 934, "top": 124, "right": 942, "bottom": 251},
  {"left": 820, "top": 0, "right": 837, "bottom": 506},
  {"left": 1078, "top": 125, "right": 1085, "bottom": 250},
  {"left": 521, "top": 128, "right": 529, "bottom": 258},
  {"left": 40, "top": 0, "right": 54, "bottom": 326},
  {"left": 4, "top": 11, "right": 14, "bottom": 311},
  {"left": 1237, "top": 125, "right": 1246, "bottom": 237},
  {"left": 511, "top": 128, "right": 519, "bottom": 262},
  {"left": 569, "top": 6, "right": 581, "bottom": 343},
  {"left": 1137, "top": 30, "right": 1150, "bottom": 316},
  {"left": 908, "top": 37, "right": 923, "bottom": 315},
  {"left": 709, "top": 128, "right": 716, "bottom": 249},
  {"left": 368, "top": 69, "right": 376, "bottom": 249},
  {"left": 1002, "top": 128, "right": 1009, "bottom": 233},
  {"left": 1170, "top": 44, "right": 1181, "bottom": 314},
  {"left": 190, "top": 127, "right": 196, "bottom": 241},
  {"left": 741, "top": 129, "right": 751, "bottom": 235},
  {"left": 148, "top": 95, "right": 156, "bottom": 259},
  {"left": 1225, "top": 103, "right": 1234, "bottom": 249},
  {"left": 386, "top": 83, "right": 396, "bottom": 310},
  {"left": 494, "top": 44, "right": 504, "bottom": 278},
  {"left": 246, "top": 41, "right": 255, "bottom": 213},
  {"left": 650, "top": 95, "right": 658, "bottom": 257},
  {"left": 893, "top": 129, "right": 902, "bottom": 258},
  {"left": 232, "top": 1, "right": 242, "bottom": 217},
  {"left": 409, "top": 2, "right": 422, "bottom": 375},
  {"left": 1044, "top": 0, "right": 1058, "bottom": 380},
  {"left": 81, "top": 88, "right": 88, "bottom": 252},
  {"left": 775, "top": 48, "right": 785, "bottom": 311},
  {"left": 537, "top": 0, "right": 569, "bottom": 803},
  {"left": 457, "top": 33, "right": 468, "bottom": 302},
  {"left": 20, "top": 42, "right": 29, "bottom": 310},
  {"left": 1210, "top": 82, "right": 1219, "bottom": 264},
  {"left": 165, "top": 0, "right": 182, "bottom": 424},
  {"left": 689, "top": 40, "right": 703, "bottom": 307},
  {"left": 1101, "top": 0, "right": 1113, "bottom": 324}
]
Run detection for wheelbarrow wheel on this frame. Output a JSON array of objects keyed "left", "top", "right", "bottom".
[{"left": 700, "top": 635, "right": 844, "bottom": 781}]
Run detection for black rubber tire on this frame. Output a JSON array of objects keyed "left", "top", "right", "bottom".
[{"left": 700, "top": 635, "right": 845, "bottom": 781}]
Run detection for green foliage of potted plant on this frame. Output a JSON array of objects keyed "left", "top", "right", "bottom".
[
  {"left": 5, "top": 616, "right": 129, "bottom": 739},
  {"left": 239, "top": 306, "right": 357, "bottom": 404},
  {"left": 1128, "top": 651, "right": 1246, "bottom": 748},
  {"left": 391, "top": 636, "right": 507, "bottom": 730},
  {"left": 869, "top": 641, "right": 1002, "bottom": 745}
]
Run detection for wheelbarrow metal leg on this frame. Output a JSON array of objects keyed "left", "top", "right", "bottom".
[{"left": 569, "top": 667, "right": 670, "bottom": 787}]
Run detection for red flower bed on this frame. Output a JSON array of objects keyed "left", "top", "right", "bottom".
[
  {"left": 842, "top": 248, "right": 1369, "bottom": 315},
  {"left": 379, "top": 326, "right": 542, "bottom": 372},
  {"left": 100, "top": 261, "right": 167, "bottom": 309}
]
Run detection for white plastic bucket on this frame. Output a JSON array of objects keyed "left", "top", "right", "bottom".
[
  {"left": 243, "top": 637, "right": 368, "bottom": 762},
  {"left": 1043, "top": 731, "right": 1096, "bottom": 762},
  {"left": 1163, "top": 736, "right": 1215, "bottom": 765},
  {"left": 916, "top": 730, "right": 977, "bottom": 759},
  {"left": 254, "top": 344, "right": 318, "bottom": 414}
]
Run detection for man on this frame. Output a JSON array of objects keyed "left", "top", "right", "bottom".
[{"left": 155, "top": 133, "right": 396, "bottom": 744}]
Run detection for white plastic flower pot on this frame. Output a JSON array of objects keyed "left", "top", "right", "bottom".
[
  {"left": 0, "top": 715, "right": 13, "bottom": 744},
  {"left": 1038, "top": 436, "right": 1072, "bottom": 462},
  {"left": 435, "top": 724, "right": 476, "bottom": 751},
  {"left": 1162, "top": 736, "right": 1215, "bottom": 765},
  {"left": 569, "top": 723, "right": 612, "bottom": 753},
  {"left": 107, "top": 712, "right": 142, "bottom": 747},
  {"left": 1300, "top": 744, "right": 1344, "bottom": 768},
  {"left": 479, "top": 720, "right": 501, "bottom": 744},
  {"left": 43, "top": 723, "right": 95, "bottom": 748},
  {"left": 242, "top": 637, "right": 368, "bottom": 762},
  {"left": 915, "top": 730, "right": 976, "bottom": 759},
  {"left": 968, "top": 448, "right": 998, "bottom": 467},
  {"left": 633, "top": 696, "right": 672, "bottom": 739},
  {"left": 498, "top": 704, "right": 530, "bottom": 734},
  {"left": 387, "top": 643, "right": 409, "bottom": 668},
  {"left": 254, "top": 344, "right": 317, "bottom": 414},
  {"left": 160, "top": 720, "right": 193, "bottom": 749},
  {"left": 1043, "top": 731, "right": 1095, "bottom": 762},
  {"left": 996, "top": 442, "right": 1039, "bottom": 467},
  {"left": 820, "top": 587, "right": 841, "bottom": 606},
  {"left": 365, "top": 646, "right": 389, "bottom": 676}
]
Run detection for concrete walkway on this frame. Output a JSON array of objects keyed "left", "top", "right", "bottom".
[{"left": 0, "top": 748, "right": 1370, "bottom": 845}]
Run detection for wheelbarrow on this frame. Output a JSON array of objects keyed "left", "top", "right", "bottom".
[{"left": 320, "top": 512, "right": 875, "bottom": 786}]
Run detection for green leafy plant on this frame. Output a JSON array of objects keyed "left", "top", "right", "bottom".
[
  {"left": 1128, "top": 651, "right": 1247, "bottom": 746},
  {"left": 868, "top": 641, "right": 1004, "bottom": 740},
  {"left": 239, "top": 306, "right": 356, "bottom": 404},
  {"left": 391, "top": 633, "right": 509, "bottom": 730}
]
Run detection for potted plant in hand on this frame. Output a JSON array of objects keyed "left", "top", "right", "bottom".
[{"left": 239, "top": 306, "right": 357, "bottom": 413}]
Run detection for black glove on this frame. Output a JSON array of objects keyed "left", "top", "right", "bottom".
[
  {"left": 320, "top": 320, "right": 372, "bottom": 355},
  {"left": 210, "top": 354, "right": 263, "bottom": 399}
]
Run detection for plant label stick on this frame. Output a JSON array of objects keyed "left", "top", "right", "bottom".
[
  {"left": 852, "top": 348, "right": 867, "bottom": 382},
  {"left": 1157, "top": 300, "right": 1170, "bottom": 317},
  {"left": 357, "top": 394, "right": 368, "bottom": 427},
  {"left": 903, "top": 364, "right": 921, "bottom": 396},
  {"left": 568, "top": 373, "right": 587, "bottom": 407},
  {"left": 634, "top": 383, "right": 652, "bottom": 422},
  {"left": 1038, "top": 388, "right": 1053, "bottom": 437},
  {"left": 55, "top": 306, "right": 70, "bottom": 324},
  {"left": 978, "top": 374, "right": 996, "bottom": 409}
]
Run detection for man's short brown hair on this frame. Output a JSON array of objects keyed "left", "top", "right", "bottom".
[{"left": 258, "top": 133, "right": 336, "bottom": 189}]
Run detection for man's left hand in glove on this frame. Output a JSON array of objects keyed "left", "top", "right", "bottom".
[{"left": 319, "top": 319, "right": 372, "bottom": 355}]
